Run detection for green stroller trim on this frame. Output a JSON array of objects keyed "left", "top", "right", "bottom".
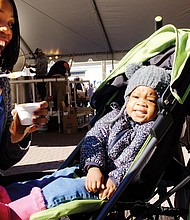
[
  {"left": 30, "top": 199, "right": 105, "bottom": 220},
  {"left": 96, "top": 24, "right": 190, "bottom": 104}
]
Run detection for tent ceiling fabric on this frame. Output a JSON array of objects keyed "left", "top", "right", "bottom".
[{"left": 15, "top": 0, "right": 190, "bottom": 62}]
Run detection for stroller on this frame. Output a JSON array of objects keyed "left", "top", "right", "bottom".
[{"left": 2, "top": 24, "right": 190, "bottom": 220}]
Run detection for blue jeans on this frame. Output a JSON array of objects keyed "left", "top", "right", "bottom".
[{"left": 6, "top": 165, "right": 99, "bottom": 208}]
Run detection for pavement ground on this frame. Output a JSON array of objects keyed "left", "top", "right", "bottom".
[{"left": 2, "top": 128, "right": 88, "bottom": 176}]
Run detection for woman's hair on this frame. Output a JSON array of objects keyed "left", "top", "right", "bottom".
[{"left": 0, "top": 0, "right": 20, "bottom": 72}]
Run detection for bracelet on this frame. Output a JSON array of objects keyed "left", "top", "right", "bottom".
[
  {"left": 18, "top": 134, "right": 32, "bottom": 150},
  {"left": 19, "top": 140, "right": 31, "bottom": 150}
]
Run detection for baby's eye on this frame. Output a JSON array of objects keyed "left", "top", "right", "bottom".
[
  {"left": 148, "top": 99, "right": 156, "bottom": 103},
  {"left": 132, "top": 95, "right": 139, "bottom": 99}
]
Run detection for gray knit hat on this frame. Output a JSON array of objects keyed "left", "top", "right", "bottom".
[
  {"left": 109, "top": 63, "right": 171, "bottom": 123},
  {"left": 124, "top": 63, "right": 171, "bottom": 99}
]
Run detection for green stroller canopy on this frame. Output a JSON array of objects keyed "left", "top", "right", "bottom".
[{"left": 97, "top": 24, "right": 190, "bottom": 104}]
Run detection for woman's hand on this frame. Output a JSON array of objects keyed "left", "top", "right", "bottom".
[
  {"left": 85, "top": 167, "right": 105, "bottom": 193},
  {"left": 30, "top": 101, "right": 49, "bottom": 126},
  {"left": 98, "top": 177, "right": 116, "bottom": 200},
  {"left": 10, "top": 101, "right": 48, "bottom": 143}
]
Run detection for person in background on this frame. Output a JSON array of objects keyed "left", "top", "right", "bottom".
[
  {"left": 27, "top": 48, "right": 48, "bottom": 101},
  {"left": 88, "top": 83, "right": 94, "bottom": 101},
  {"left": 46, "top": 60, "right": 71, "bottom": 109},
  {"left": 0, "top": 0, "right": 48, "bottom": 172},
  {"left": 73, "top": 76, "right": 86, "bottom": 106},
  {"left": 0, "top": 63, "right": 171, "bottom": 219},
  {"left": 47, "top": 60, "right": 70, "bottom": 77},
  {"left": 74, "top": 76, "right": 83, "bottom": 91}
]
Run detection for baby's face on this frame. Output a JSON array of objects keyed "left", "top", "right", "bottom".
[{"left": 126, "top": 86, "right": 158, "bottom": 123}]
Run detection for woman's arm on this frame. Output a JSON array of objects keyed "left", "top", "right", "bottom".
[
  {"left": 0, "top": 96, "right": 48, "bottom": 170},
  {"left": 0, "top": 110, "right": 30, "bottom": 170}
]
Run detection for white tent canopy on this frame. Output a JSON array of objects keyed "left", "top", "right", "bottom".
[{"left": 15, "top": 0, "right": 190, "bottom": 64}]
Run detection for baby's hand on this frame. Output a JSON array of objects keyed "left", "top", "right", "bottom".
[
  {"left": 99, "top": 177, "right": 116, "bottom": 200},
  {"left": 85, "top": 167, "right": 105, "bottom": 193}
]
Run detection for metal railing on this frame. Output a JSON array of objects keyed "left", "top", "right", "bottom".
[
  {"left": 10, "top": 77, "right": 90, "bottom": 132},
  {"left": 10, "top": 77, "right": 90, "bottom": 107}
]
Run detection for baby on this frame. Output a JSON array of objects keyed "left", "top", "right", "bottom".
[{"left": 0, "top": 63, "right": 171, "bottom": 220}]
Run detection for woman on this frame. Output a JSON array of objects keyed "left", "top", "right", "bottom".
[{"left": 0, "top": 0, "right": 48, "bottom": 170}]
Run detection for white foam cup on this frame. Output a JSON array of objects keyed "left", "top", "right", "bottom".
[{"left": 15, "top": 103, "right": 40, "bottom": 126}]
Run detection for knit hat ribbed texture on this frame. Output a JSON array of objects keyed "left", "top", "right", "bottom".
[{"left": 124, "top": 63, "right": 171, "bottom": 99}]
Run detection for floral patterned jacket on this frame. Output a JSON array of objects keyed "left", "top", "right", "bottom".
[
  {"left": 80, "top": 108, "right": 155, "bottom": 187},
  {"left": 0, "top": 77, "right": 31, "bottom": 170}
]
